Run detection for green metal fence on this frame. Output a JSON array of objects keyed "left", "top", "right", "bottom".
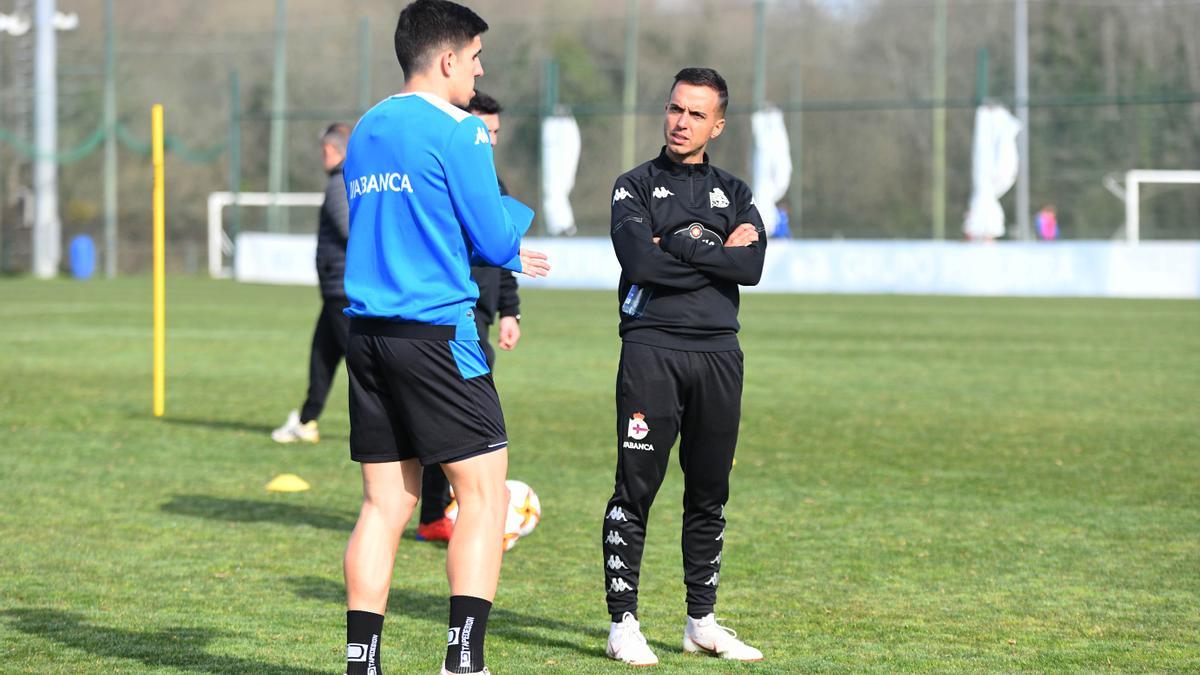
[{"left": 2, "top": 0, "right": 1198, "bottom": 275}]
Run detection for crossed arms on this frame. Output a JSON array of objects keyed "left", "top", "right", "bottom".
[{"left": 610, "top": 176, "right": 767, "bottom": 290}]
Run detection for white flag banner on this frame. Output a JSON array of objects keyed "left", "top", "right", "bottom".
[
  {"left": 540, "top": 115, "right": 581, "bottom": 236},
  {"left": 751, "top": 108, "right": 792, "bottom": 235},
  {"left": 964, "top": 104, "right": 1021, "bottom": 241}
]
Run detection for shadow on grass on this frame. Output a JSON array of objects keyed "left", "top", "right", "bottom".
[
  {"left": 288, "top": 575, "right": 636, "bottom": 659},
  {"left": 160, "top": 415, "right": 351, "bottom": 442},
  {"left": 161, "top": 494, "right": 356, "bottom": 531},
  {"left": 1, "top": 608, "right": 326, "bottom": 674},
  {"left": 157, "top": 415, "right": 277, "bottom": 435}
]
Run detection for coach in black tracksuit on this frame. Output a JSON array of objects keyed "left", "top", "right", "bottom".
[
  {"left": 301, "top": 124, "right": 353, "bottom": 426},
  {"left": 601, "top": 69, "right": 767, "bottom": 632}
]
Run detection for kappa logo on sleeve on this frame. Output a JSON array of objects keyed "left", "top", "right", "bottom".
[
  {"left": 475, "top": 126, "right": 490, "bottom": 145},
  {"left": 613, "top": 187, "right": 633, "bottom": 204}
]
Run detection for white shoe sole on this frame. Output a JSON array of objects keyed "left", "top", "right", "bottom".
[
  {"left": 271, "top": 432, "right": 318, "bottom": 444},
  {"left": 606, "top": 645, "right": 658, "bottom": 667},
  {"left": 683, "top": 634, "right": 763, "bottom": 661}
]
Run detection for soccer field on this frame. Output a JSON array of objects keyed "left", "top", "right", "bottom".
[{"left": 0, "top": 277, "right": 1197, "bottom": 673}]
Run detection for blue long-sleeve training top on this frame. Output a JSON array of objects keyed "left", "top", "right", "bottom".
[{"left": 342, "top": 91, "right": 522, "bottom": 343}]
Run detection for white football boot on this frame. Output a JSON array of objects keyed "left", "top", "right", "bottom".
[
  {"left": 271, "top": 410, "right": 319, "bottom": 444},
  {"left": 683, "top": 613, "right": 763, "bottom": 661},
  {"left": 438, "top": 667, "right": 490, "bottom": 674},
  {"left": 606, "top": 611, "right": 659, "bottom": 666}
]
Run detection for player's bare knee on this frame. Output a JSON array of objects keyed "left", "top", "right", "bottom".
[{"left": 362, "top": 490, "right": 417, "bottom": 524}]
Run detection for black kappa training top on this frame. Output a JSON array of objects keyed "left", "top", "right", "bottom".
[{"left": 610, "top": 147, "right": 767, "bottom": 352}]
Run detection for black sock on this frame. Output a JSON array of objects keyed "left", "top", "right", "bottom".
[
  {"left": 445, "top": 595, "right": 491, "bottom": 674},
  {"left": 346, "top": 610, "right": 384, "bottom": 675},
  {"left": 687, "top": 606, "right": 712, "bottom": 620},
  {"left": 612, "top": 611, "right": 637, "bottom": 623}
]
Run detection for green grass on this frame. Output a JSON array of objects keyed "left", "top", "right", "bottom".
[{"left": 1, "top": 277, "right": 1197, "bottom": 673}]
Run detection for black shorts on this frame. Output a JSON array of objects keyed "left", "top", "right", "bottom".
[{"left": 346, "top": 319, "right": 508, "bottom": 465}]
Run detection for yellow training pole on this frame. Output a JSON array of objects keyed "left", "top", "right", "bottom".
[{"left": 152, "top": 104, "right": 166, "bottom": 417}]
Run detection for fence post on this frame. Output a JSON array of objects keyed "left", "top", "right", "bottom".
[
  {"left": 103, "top": 0, "right": 118, "bottom": 277},
  {"left": 228, "top": 69, "right": 241, "bottom": 273},
  {"left": 931, "top": 0, "right": 947, "bottom": 241}
]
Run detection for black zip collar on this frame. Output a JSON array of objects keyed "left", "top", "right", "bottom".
[{"left": 652, "top": 146, "right": 712, "bottom": 179}]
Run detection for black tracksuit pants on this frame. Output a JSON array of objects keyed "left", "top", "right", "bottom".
[
  {"left": 602, "top": 341, "right": 743, "bottom": 619},
  {"left": 299, "top": 298, "right": 350, "bottom": 424},
  {"left": 418, "top": 315, "right": 497, "bottom": 525}
]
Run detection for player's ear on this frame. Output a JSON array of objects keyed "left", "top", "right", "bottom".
[
  {"left": 440, "top": 49, "right": 455, "bottom": 78},
  {"left": 710, "top": 117, "right": 726, "bottom": 140}
]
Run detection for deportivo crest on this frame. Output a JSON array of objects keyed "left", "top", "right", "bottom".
[
  {"left": 627, "top": 412, "right": 649, "bottom": 440},
  {"left": 652, "top": 186, "right": 675, "bottom": 199},
  {"left": 709, "top": 187, "right": 730, "bottom": 208},
  {"left": 613, "top": 187, "right": 633, "bottom": 204}
]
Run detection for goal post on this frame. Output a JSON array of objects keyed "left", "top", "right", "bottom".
[
  {"left": 1124, "top": 170, "right": 1200, "bottom": 245},
  {"left": 207, "top": 191, "right": 324, "bottom": 278}
]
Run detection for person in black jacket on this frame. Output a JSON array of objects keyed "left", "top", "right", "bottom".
[
  {"left": 467, "top": 92, "right": 522, "bottom": 367},
  {"left": 601, "top": 68, "right": 766, "bottom": 666},
  {"left": 271, "top": 123, "right": 353, "bottom": 444},
  {"left": 415, "top": 92, "right": 523, "bottom": 543}
]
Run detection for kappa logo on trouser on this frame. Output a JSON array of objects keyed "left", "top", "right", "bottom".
[
  {"left": 605, "top": 530, "right": 627, "bottom": 545},
  {"left": 610, "top": 577, "right": 634, "bottom": 593}
]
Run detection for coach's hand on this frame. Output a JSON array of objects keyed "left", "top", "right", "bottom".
[
  {"left": 725, "top": 223, "right": 759, "bottom": 247},
  {"left": 498, "top": 316, "right": 521, "bottom": 351},
  {"left": 519, "top": 248, "right": 551, "bottom": 278}
]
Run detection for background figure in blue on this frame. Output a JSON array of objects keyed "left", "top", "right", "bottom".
[
  {"left": 417, "top": 91, "right": 522, "bottom": 544},
  {"left": 773, "top": 197, "right": 792, "bottom": 239},
  {"left": 339, "top": 3, "right": 549, "bottom": 675},
  {"left": 271, "top": 123, "right": 352, "bottom": 444}
]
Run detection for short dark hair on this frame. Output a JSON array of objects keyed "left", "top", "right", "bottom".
[
  {"left": 393, "top": 0, "right": 489, "bottom": 79},
  {"left": 466, "top": 91, "right": 502, "bottom": 115},
  {"left": 671, "top": 67, "right": 729, "bottom": 114},
  {"left": 320, "top": 123, "right": 352, "bottom": 152}
]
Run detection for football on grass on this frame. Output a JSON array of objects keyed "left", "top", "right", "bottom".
[{"left": 444, "top": 479, "right": 541, "bottom": 551}]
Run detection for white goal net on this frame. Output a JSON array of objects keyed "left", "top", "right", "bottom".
[
  {"left": 207, "top": 191, "right": 324, "bottom": 283},
  {"left": 1124, "top": 170, "right": 1200, "bottom": 244}
]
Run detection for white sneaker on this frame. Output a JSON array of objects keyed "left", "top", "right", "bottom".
[
  {"left": 439, "top": 667, "right": 490, "bottom": 674},
  {"left": 683, "top": 613, "right": 763, "bottom": 661},
  {"left": 606, "top": 611, "right": 658, "bottom": 666},
  {"left": 271, "top": 410, "right": 319, "bottom": 444}
]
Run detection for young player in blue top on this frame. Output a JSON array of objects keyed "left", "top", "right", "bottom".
[{"left": 339, "top": 2, "right": 549, "bottom": 674}]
